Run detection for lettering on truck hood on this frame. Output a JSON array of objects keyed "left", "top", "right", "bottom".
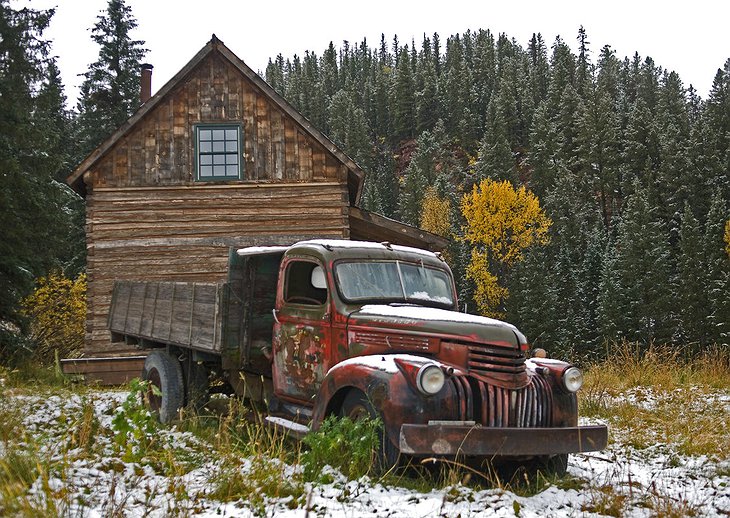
[{"left": 348, "top": 304, "right": 528, "bottom": 347}]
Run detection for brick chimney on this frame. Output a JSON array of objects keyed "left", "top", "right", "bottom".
[{"left": 140, "top": 63, "right": 153, "bottom": 104}]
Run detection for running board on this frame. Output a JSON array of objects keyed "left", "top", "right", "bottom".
[{"left": 264, "top": 416, "right": 310, "bottom": 440}]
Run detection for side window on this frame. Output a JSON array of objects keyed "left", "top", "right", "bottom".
[
  {"left": 284, "top": 261, "right": 328, "bottom": 305},
  {"left": 195, "top": 124, "right": 243, "bottom": 181}
]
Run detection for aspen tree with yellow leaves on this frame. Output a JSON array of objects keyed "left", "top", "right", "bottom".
[
  {"left": 420, "top": 186, "right": 451, "bottom": 237},
  {"left": 461, "top": 179, "right": 551, "bottom": 318}
]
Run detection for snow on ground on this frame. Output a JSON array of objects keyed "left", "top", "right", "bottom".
[{"left": 1, "top": 387, "right": 728, "bottom": 517}]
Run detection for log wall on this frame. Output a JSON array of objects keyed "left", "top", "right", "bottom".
[{"left": 85, "top": 183, "right": 349, "bottom": 355}]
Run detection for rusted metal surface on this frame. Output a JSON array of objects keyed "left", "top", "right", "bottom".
[{"left": 398, "top": 424, "right": 608, "bottom": 456}]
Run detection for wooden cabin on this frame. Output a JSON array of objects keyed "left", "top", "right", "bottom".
[{"left": 65, "top": 36, "right": 447, "bottom": 382}]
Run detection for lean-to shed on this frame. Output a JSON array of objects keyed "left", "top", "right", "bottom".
[{"left": 65, "top": 36, "right": 447, "bottom": 382}]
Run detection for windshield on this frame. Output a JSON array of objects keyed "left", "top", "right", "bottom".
[{"left": 335, "top": 260, "right": 454, "bottom": 306}]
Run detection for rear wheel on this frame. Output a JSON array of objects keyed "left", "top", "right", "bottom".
[
  {"left": 142, "top": 350, "right": 184, "bottom": 423},
  {"left": 340, "top": 390, "right": 400, "bottom": 472}
]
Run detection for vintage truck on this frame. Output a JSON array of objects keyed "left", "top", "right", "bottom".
[{"left": 108, "top": 239, "right": 607, "bottom": 472}]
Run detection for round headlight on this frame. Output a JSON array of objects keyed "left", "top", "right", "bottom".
[
  {"left": 416, "top": 364, "right": 445, "bottom": 395},
  {"left": 562, "top": 366, "right": 584, "bottom": 392}
]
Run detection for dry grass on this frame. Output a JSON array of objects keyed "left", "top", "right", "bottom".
[{"left": 581, "top": 342, "right": 730, "bottom": 456}]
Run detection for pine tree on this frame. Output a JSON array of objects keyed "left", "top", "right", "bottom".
[
  {"left": 76, "top": 0, "right": 147, "bottom": 156},
  {"left": 576, "top": 26, "right": 592, "bottom": 96},
  {"left": 622, "top": 98, "right": 660, "bottom": 196},
  {"left": 527, "top": 101, "right": 560, "bottom": 198},
  {"left": 527, "top": 33, "right": 549, "bottom": 108},
  {"left": 392, "top": 46, "right": 415, "bottom": 142},
  {"left": 473, "top": 29, "right": 497, "bottom": 120},
  {"left": 474, "top": 98, "right": 515, "bottom": 183},
  {"left": 321, "top": 41, "right": 339, "bottom": 102},
  {"left": 415, "top": 46, "right": 440, "bottom": 134},
  {"left": 704, "top": 59, "right": 730, "bottom": 202},
  {"left": 704, "top": 191, "right": 730, "bottom": 344},
  {"left": 600, "top": 186, "right": 675, "bottom": 344},
  {"left": 676, "top": 203, "right": 709, "bottom": 346},
  {"left": 575, "top": 81, "right": 621, "bottom": 229},
  {"left": 265, "top": 54, "right": 285, "bottom": 95},
  {"left": 0, "top": 2, "right": 77, "bottom": 329}
]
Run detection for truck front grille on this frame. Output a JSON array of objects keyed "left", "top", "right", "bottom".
[
  {"left": 466, "top": 342, "right": 528, "bottom": 387},
  {"left": 449, "top": 374, "right": 552, "bottom": 428}
]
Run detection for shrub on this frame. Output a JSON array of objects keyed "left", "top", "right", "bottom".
[{"left": 20, "top": 272, "right": 86, "bottom": 364}]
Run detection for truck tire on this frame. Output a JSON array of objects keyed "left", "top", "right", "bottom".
[
  {"left": 340, "top": 389, "right": 400, "bottom": 473},
  {"left": 142, "top": 350, "right": 184, "bottom": 423}
]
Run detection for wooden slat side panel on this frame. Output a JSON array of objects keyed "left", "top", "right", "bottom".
[{"left": 109, "top": 280, "right": 221, "bottom": 352}]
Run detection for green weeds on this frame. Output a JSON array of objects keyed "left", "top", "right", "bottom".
[{"left": 301, "top": 415, "right": 381, "bottom": 482}]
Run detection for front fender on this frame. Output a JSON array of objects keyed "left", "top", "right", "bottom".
[{"left": 311, "top": 354, "right": 462, "bottom": 451}]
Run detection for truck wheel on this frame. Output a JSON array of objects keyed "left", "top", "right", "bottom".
[
  {"left": 340, "top": 389, "right": 400, "bottom": 473},
  {"left": 142, "top": 350, "right": 184, "bottom": 423}
]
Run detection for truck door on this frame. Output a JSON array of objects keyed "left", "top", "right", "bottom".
[{"left": 272, "top": 259, "right": 331, "bottom": 402}]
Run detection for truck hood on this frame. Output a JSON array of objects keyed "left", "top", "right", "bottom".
[{"left": 348, "top": 304, "right": 527, "bottom": 347}]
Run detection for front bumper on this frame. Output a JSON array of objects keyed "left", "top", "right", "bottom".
[{"left": 399, "top": 422, "right": 608, "bottom": 456}]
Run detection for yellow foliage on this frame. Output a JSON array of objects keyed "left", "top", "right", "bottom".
[
  {"left": 21, "top": 272, "right": 86, "bottom": 363},
  {"left": 466, "top": 250, "right": 507, "bottom": 319},
  {"left": 461, "top": 179, "right": 551, "bottom": 316},
  {"left": 725, "top": 219, "right": 730, "bottom": 258},
  {"left": 461, "top": 179, "right": 552, "bottom": 266},
  {"left": 420, "top": 187, "right": 451, "bottom": 237}
]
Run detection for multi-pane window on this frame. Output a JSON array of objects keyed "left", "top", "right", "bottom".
[{"left": 196, "top": 125, "right": 242, "bottom": 180}]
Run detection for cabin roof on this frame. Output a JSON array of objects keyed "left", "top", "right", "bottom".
[{"left": 66, "top": 35, "right": 365, "bottom": 203}]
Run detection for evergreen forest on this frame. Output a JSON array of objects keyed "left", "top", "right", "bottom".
[
  {"left": 1, "top": 0, "right": 729, "bottom": 364},
  {"left": 264, "top": 30, "right": 730, "bottom": 358}
]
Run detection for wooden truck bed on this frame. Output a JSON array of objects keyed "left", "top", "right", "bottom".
[{"left": 108, "top": 280, "right": 225, "bottom": 353}]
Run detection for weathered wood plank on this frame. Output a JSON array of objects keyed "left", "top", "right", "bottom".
[
  {"left": 109, "top": 280, "right": 222, "bottom": 352},
  {"left": 243, "top": 84, "right": 256, "bottom": 179},
  {"left": 272, "top": 109, "right": 284, "bottom": 180},
  {"left": 284, "top": 119, "right": 297, "bottom": 180},
  {"left": 298, "top": 131, "right": 312, "bottom": 181}
]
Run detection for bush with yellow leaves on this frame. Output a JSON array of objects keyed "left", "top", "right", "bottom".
[{"left": 21, "top": 272, "right": 86, "bottom": 364}]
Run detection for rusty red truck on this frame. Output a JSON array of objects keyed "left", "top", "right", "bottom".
[{"left": 109, "top": 239, "right": 607, "bottom": 472}]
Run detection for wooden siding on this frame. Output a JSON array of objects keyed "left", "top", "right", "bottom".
[
  {"left": 85, "top": 183, "right": 349, "bottom": 354},
  {"left": 90, "top": 53, "right": 346, "bottom": 188}
]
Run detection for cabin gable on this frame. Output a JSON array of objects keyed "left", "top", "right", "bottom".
[{"left": 88, "top": 52, "right": 347, "bottom": 190}]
